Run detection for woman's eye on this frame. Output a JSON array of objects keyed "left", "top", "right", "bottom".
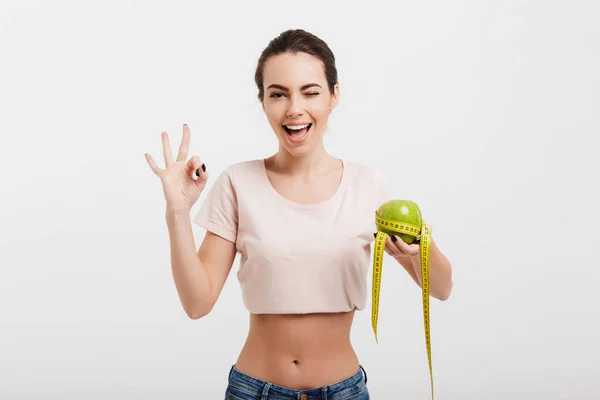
[{"left": 269, "top": 92, "right": 319, "bottom": 98}]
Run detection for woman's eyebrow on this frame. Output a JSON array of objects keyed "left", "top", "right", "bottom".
[{"left": 266, "top": 83, "right": 322, "bottom": 91}]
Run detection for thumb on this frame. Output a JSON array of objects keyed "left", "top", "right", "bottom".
[{"left": 186, "top": 156, "right": 208, "bottom": 183}]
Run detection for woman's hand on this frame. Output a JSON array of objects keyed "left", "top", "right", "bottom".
[
  {"left": 384, "top": 235, "right": 420, "bottom": 258},
  {"left": 378, "top": 222, "right": 431, "bottom": 259},
  {"left": 145, "top": 124, "right": 209, "bottom": 215}
]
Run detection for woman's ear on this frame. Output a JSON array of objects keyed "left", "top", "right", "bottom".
[{"left": 330, "top": 83, "right": 340, "bottom": 110}]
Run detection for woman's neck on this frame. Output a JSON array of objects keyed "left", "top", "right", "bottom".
[{"left": 270, "top": 144, "right": 338, "bottom": 178}]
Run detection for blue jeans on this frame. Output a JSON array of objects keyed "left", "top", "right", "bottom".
[{"left": 225, "top": 364, "right": 370, "bottom": 399}]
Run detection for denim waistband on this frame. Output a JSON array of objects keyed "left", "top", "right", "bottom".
[{"left": 227, "top": 364, "right": 367, "bottom": 400}]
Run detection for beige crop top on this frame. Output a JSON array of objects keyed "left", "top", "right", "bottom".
[{"left": 192, "top": 159, "right": 391, "bottom": 314}]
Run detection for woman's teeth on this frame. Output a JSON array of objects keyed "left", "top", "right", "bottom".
[
  {"left": 286, "top": 123, "right": 310, "bottom": 130},
  {"left": 283, "top": 123, "right": 312, "bottom": 142}
]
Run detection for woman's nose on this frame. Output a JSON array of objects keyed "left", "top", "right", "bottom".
[{"left": 286, "top": 96, "right": 304, "bottom": 117}]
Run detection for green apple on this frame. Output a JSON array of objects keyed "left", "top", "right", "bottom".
[{"left": 376, "top": 199, "right": 422, "bottom": 244}]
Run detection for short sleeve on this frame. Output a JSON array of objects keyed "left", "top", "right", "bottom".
[
  {"left": 192, "top": 165, "right": 238, "bottom": 243},
  {"left": 373, "top": 168, "right": 393, "bottom": 207}
]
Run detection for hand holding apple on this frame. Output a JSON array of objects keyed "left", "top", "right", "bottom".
[
  {"left": 380, "top": 221, "right": 431, "bottom": 259},
  {"left": 373, "top": 199, "right": 431, "bottom": 259}
]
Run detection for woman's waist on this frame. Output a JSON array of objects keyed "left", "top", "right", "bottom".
[
  {"left": 234, "top": 350, "right": 360, "bottom": 390},
  {"left": 228, "top": 362, "right": 366, "bottom": 396},
  {"left": 234, "top": 311, "right": 359, "bottom": 389}
]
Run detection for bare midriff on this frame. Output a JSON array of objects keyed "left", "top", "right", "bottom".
[{"left": 234, "top": 310, "right": 360, "bottom": 390}]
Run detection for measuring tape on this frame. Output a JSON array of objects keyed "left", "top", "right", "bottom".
[{"left": 372, "top": 211, "right": 434, "bottom": 399}]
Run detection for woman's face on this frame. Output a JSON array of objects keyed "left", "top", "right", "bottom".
[{"left": 261, "top": 51, "right": 339, "bottom": 157}]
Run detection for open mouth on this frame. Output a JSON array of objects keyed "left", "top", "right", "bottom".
[{"left": 283, "top": 123, "right": 312, "bottom": 143}]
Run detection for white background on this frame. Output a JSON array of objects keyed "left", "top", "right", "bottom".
[{"left": 1, "top": 0, "right": 599, "bottom": 399}]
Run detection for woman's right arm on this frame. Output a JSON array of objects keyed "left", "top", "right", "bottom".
[
  {"left": 166, "top": 210, "right": 237, "bottom": 319},
  {"left": 146, "top": 124, "right": 238, "bottom": 319}
]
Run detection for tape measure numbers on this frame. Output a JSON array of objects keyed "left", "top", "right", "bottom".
[{"left": 371, "top": 211, "right": 434, "bottom": 399}]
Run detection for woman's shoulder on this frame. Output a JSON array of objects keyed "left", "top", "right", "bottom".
[
  {"left": 343, "top": 159, "right": 387, "bottom": 183},
  {"left": 210, "top": 159, "right": 265, "bottom": 189},
  {"left": 343, "top": 160, "right": 392, "bottom": 205},
  {"left": 216, "top": 158, "right": 264, "bottom": 176}
]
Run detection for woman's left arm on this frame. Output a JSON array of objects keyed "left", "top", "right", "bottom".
[{"left": 383, "top": 222, "right": 453, "bottom": 301}]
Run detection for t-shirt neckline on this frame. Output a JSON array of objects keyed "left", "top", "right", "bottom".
[{"left": 259, "top": 158, "right": 349, "bottom": 209}]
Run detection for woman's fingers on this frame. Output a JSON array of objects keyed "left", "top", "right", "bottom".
[
  {"left": 386, "top": 236, "right": 404, "bottom": 256},
  {"left": 145, "top": 153, "right": 161, "bottom": 175},
  {"left": 389, "top": 235, "right": 420, "bottom": 256},
  {"left": 186, "top": 155, "right": 207, "bottom": 181},
  {"left": 186, "top": 155, "right": 201, "bottom": 177},
  {"left": 375, "top": 232, "right": 420, "bottom": 257},
  {"left": 176, "top": 124, "right": 191, "bottom": 162},
  {"left": 393, "top": 235, "right": 410, "bottom": 252},
  {"left": 161, "top": 132, "right": 174, "bottom": 166},
  {"left": 384, "top": 241, "right": 396, "bottom": 256}
]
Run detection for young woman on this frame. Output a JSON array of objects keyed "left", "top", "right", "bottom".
[{"left": 145, "top": 29, "right": 453, "bottom": 400}]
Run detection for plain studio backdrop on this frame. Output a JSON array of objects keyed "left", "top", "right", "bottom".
[{"left": 1, "top": 1, "right": 599, "bottom": 399}]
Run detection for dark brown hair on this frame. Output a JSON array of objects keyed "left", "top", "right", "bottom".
[{"left": 254, "top": 29, "right": 338, "bottom": 102}]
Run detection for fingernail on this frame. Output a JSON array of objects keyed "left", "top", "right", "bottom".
[
  {"left": 196, "top": 168, "right": 200, "bottom": 177},
  {"left": 183, "top": 123, "right": 187, "bottom": 127},
  {"left": 201, "top": 163, "right": 206, "bottom": 172},
  {"left": 373, "top": 233, "right": 377, "bottom": 238},
  {"left": 391, "top": 235, "right": 397, "bottom": 242}
]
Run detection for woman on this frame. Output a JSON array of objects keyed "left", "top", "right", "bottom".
[{"left": 145, "top": 29, "right": 453, "bottom": 400}]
